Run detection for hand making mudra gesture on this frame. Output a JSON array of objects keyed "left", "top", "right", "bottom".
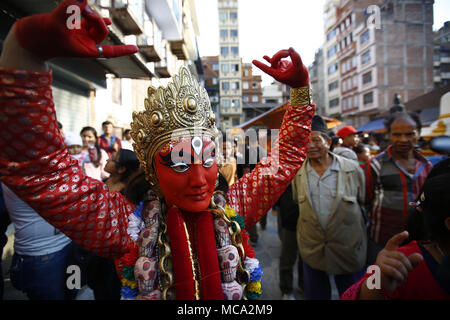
[{"left": 0, "top": 0, "right": 315, "bottom": 300}]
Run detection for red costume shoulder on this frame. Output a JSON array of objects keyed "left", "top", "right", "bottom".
[{"left": 0, "top": 68, "right": 134, "bottom": 259}]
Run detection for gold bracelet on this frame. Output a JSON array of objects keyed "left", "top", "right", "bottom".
[{"left": 290, "top": 86, "right": 312, "bottom": 106}]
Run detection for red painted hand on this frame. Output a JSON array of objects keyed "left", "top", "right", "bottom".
[
  {"left": 252, "top": 47, "right": 309, "bottom": 88},
  {"left": 14, "top": 0, "right": 138, "bottom": 61}
]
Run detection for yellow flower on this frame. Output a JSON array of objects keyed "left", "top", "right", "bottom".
[
  {"left": 121, "top": 278, "right": 137, "bottom": 289},
  {"left": 225, "top": 204, "right": 237, "bottom": 218},
  {"left": 247, "top": 280, "right": 262, "bottom": 294}
]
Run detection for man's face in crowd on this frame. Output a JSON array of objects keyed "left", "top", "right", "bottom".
[
  {"left": 307, "top": 131, "right": 331, "bottom": 160},
  {"left": 343, "top": 133, "right": 360, "bottom": 148},
  {"left": 103, "top": 123, "right": 113, "bottom": 135},
  {"left": 389, "top": 117, "right": 419, "bottom": 154}
]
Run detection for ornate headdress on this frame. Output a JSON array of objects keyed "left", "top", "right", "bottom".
[{"left": 130, "top": 66, "right": 219, "bottom": 195}]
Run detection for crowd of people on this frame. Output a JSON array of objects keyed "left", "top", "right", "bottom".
[{"left": 0, "top": 0, "right": 448, "bottom": 302}]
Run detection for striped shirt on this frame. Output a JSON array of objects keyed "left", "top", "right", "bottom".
[{"left": 363, "top": 146, "right": 433, "bottom": 246}]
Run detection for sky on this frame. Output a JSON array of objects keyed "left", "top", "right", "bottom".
[{"left": 195, "top": 0, "right": 450, "bottom": 86}]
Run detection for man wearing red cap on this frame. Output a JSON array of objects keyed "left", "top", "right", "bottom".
[{"left": 337, "top": 126, "right": 361, "bottom": 149}]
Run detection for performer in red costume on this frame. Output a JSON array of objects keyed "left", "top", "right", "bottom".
[{"left": 0, "top": 0, "right": 315, "bottom": 300}]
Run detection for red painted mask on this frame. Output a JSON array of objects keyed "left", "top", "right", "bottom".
[{"left": 154, "top": 136, "right": 218, "bottom": 212}]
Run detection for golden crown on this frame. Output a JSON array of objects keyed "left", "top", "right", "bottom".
[{"left": 130, "top": 66, "right": 219, "bottom": 192}]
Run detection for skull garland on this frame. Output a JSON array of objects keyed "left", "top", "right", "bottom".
[
  {"left": 134, "top": 198, "right": 162, "bottom": 299},
  {"left": 217, "top": 245, "right": 239, "bottom": 283}
]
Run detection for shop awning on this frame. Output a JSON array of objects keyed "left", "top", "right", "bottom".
[
  {"left": 238, "top": 103, "right": 341, "bottom": 130},
  {"left": 357, "top": 118, "right": 385, "bottom": 133}
]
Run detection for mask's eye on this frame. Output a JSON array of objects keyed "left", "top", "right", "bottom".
[
  {"left": 203, "top": 157, "right": 215, "bottom": 168},
  {"left": 171, "top": 162, "right": 190, "bottom": 173}
]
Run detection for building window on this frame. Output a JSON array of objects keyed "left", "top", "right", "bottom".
[
  {"left": 327, "top": 44, "right": 338, "bottom": 58},
  {"left": 222, "top": 81, "right": 230, "bottom": 90},
  {"left": 212, "top": 78, "right": 218, "bottom": 85},
  {"left": 329, "top": 97, "right": 339, "bottom": 108},
  {"left": 221, "top": 63, "right": 229, "bottom": 73},
  {"left": 231, "top": 82, "right": 239, "bottom": 90},
  {"left": 342, "top": 79, "right": 347, "bottom": 91},
  {"left": 219, "top": 12, "right": 227, "bottom": 21},
  {"left": 354, "top": 95, "right": 358, "bottom": 108},
  {"left": 361, "top": 50, "right": 371, "bottom": 65},
  {"left": 362, "top": 71, "right": 372, "bottom": 84},
  {"left": 232, "top": 99, "right": 240, "bottom": 107},
  {"left": 327, "top": 28, "right": 337, "bottom": 41},
  {"left": 230, "top": 12, "right": 237, "bottom": 20},
  {"left": 230, "top": 29, "right": 238, "bottom": 37},
  {"left": 232, "top": 118, "right": 240, "bottom": 126},
  {"left": 328, "top": 80, "right": 339, "bottom": 91},
  {"left": 231, "top": 46, "right": 239, "bottom": 55},
  {"left": 363, "top": 92, "right": 373, "bottom": 105},
  {"left": 220, "top": 29, "right": 228, "bottom": 38},
  {"left": 252, "top": 95, "right": 259, "bottom": 103},
  {"left": 243, "top": 81, "right": 249, "bottom": 89},
  {"left": 352, "top": 56, "right": 357, "bottom": 68},
  {"left": 231, "top": 64, "right": 239, "bottom": 72},
  {"left": 243, "top": 95, "right": 249, "bottom": 102},
  {"left": 353, "top": 75, "right": 358, "bottom": 88},
  {"left": 328, "top": 63, "right": 338, "bottom": 75},
  {"left": 243, "top": 69, "right": 249, "bottom": 77},
  {"left": 212, "top": 63, "right": 219, "bottom": 71},
  {"left": 252, "top": 82, "right": 258, "bottom": 89},
  {"left": 222, "top": 99, "right": 230, "bottom": 108},
  {"left": 221, "top": 46, "right": 229, "bottom": 55},
  {"left": 360, "top": 30, "right": 370, "bottom": 45}
]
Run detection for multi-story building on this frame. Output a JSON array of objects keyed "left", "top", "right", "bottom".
[
  {"left": 218, "top": 0, "right": 242, "bottom": 132},
  {"left": 309, "top": 48, "right": 326, "bottom": 115},
  {"left": 201, "top": 56, "right": 220, "bottom": 126},
  {"left": 241, "top": 63, "right": 268, "bottom": 122},
  {"left": 433, "top": 21, "right": 450, "bottom": 88},
  {"left": 323, "top": 0, "right": 435, "bottom": 128},
  {"left": 242, "top": 63, "right": 263, "bottom": 105}
]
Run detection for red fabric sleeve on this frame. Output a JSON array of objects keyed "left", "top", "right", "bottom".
[
  {"left": 226, "top": 102, "right": 314, "bottom": 229},
  {"left": 0, "top": 67, "right": 134, "bottom": 258}
]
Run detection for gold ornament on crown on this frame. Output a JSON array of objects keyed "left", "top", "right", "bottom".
[{"left": 130, "top": 66, "right": 219, "bottom": 196}]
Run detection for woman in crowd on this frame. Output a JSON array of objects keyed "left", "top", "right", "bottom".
[
  {"left": 80, "top": 126, "right": 110, "bottom": 181},
  {"left": 85, "top": 149, "right": 140, "bottom": 300},
  {"left": 0, "top": 0, "right": 314, "bottom": 300}
]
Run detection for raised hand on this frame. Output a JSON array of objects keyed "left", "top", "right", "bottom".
[
  {"left": 375, "top": 231, "right": 423, "bottom": 293},
  {"left": 14, "top": 0, "right": 138, "bottom": 61},
  {"left": 252, "top": 47, "right": 309, "bottom": 88}
]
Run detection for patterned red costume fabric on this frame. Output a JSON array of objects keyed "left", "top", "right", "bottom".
[{"left": 0, "top": 67, "right": 314, "bottom": 261}]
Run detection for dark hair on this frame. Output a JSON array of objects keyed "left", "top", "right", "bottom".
[
  {"left": 123, "top": 129, "right": 131, "bottom": 136},
  {"left": 124, "top": 168, "right": 151, "bottom": 205},
  {"left": 116, "top": 149, "right": 140, "bottom": 183},
  {"left": 330, "top": 136, "right": 342, "bottom": 152},
  {"left": 102, "top": 120, "right": 113, "bottom": 127},
  {"left": 80, "top": 126, "right": 102, "bottom": 167},
  {"left": 353, "top": 145, "right": 368, "bottom": 154},
  {"left": 384, "top": 111, "right": 422, "bottom": 134},
  {"left": 57, "top": 121, "right": 63, "bottom": 129},
  {"left": 421, "top": 172, "right": 450, "bottom": 243}
]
